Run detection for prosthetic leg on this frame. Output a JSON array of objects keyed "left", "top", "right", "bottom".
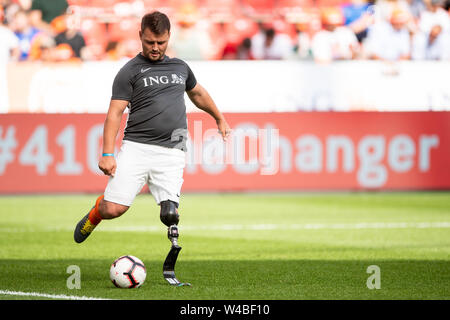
[{"left": 160, "top": 200, "right": 191, "bottom": 286}]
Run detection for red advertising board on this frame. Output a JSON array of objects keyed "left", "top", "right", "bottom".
[{"left": 0, "top": 112, "right": 449, "bottom": 193}]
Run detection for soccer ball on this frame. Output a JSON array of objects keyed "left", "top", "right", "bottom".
[{"left": 110, "top": 255, "right": 146, "bottom": 288}]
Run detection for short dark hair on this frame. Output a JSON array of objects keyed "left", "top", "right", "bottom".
[{"left": 141, "top": 11, "right": 171, "bottom": 34}]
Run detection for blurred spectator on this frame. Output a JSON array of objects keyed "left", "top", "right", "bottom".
[
  {"left": 212, "top": 18, "right": 258, "bottom": 60},
  {"left": 18, "top": 0, "right": 32, "bottom": 11},
  {"left": 363, "top": 9, "right": 412, "bottom": 60},
  {"left": 27, "top": 31, "right": 81, "bottom": 62},
  {"left": 210, "top": 21, "right": 240, "bottom": 60},
  {"left": 311, "top": 7, "right": 359, "bottom": 63},
  {"left": 250, "top": 22, "right": 293, "bottom": 59},
  {"left": 236, "top": 37, "right": 254, "bottom": 59},
  {"left": 169, "top": 3, "right": 214, "bottom": 60},
  {"left": 1, "top": 0, "right": 449, "bottom": 62},
  {"left": 29, "top": 0, "right": 68, "bottom": 33},
  {"left": 2, "top": 0, "right": 33, "bottom": 14},
  {"left": 408, "top": 0, "right": 427, "bottom": 19},
  {"left": 375, "top": 0, "right": 418, "bottom": 33},
  {"left": 3, "top": 0, "right": 32, "bottom": 24},
  {"left": 342, "top": 0, "right": 376, "bottom": 42},
  {"left": 293, "top": 10, "right": 321, "bottom": 60},
  {"left": 0, "top": 4, "right": 20, "bottom": 58},
  {"left": 53, "top": 42, "right": 82, "bottom": 62},
  {"left": 342, "top": 0, "right": 372, "bottom": 25},
  {"left": 0, "top": 5, "right": 19, "bottom": 112},
  {"left": 418, "top": 0, "right": 450, "bottom": 33},
  {"left": 375, "top": 0, "right": 413, "bottom": 21},
  {"left": 27, "top": 32, "right": 56, "bottom": 61},
  {"left": 10, "top": 9, "right": 41, "bottom": 60},
  {"left": 53, "top": 14, "right": 86, "bottom": 59},
  {"left": 221, "top": 41, "right": 238, "bottom": 60},
  {"left": 27, "top": 29, "right": 80, "bottom": 62},
  {"left": 104, "top": 40, "right": 122, "bottom": 60},
  {"left": 411, "top": 24, "right": 450, "bottom": 59}
]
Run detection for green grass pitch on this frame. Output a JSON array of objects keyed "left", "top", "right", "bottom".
[{"left": 0, "top": 192, "right": 449, "bottom": 300}]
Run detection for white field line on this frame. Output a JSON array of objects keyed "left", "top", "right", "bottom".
[
  {"left": 102, "top": 221, "right": 450, "bottom": 231},
  {"left": 1, "top": 222, "right": 450, "bottom": 233},
  {"left": 0, "top": 289, "right": 111, "bottom": 300}
]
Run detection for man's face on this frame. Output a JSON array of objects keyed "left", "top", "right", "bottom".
[
  {"left": 139, "top": 28, "right": 170, "bottom": 61},
  {"left": 391, "top": 21, "right": 405, "bottom": 31},
  {"left": 324, "top": 23, "right": 338, "bottom": 32}
]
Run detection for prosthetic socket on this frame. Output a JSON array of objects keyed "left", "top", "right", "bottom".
[{"left": 160, "top": 200, "right": 180, "bottom": 246}]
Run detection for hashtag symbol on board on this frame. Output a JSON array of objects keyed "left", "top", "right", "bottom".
[{"left": 0, "top": 126, "right": 18, "bottom": 175}]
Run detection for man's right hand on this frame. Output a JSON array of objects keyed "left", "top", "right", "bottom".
[
  {"left": 98, "top": 156, "right": 117, "bottom": 177},
  {"left": 99, "top": 99, "right": 128, "bottom": 177}
]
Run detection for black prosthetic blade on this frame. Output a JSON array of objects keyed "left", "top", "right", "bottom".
[{"left": 163, "top": 245, "right": 191, "bottom": 286}]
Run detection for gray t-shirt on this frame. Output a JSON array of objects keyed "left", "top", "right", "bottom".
[{"left": 111, "top": 53, "right": 197, "bottom": 150}]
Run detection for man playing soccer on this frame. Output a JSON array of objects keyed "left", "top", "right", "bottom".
[{"left": 73, "top": 11, "right": 230, "bottom": 285}]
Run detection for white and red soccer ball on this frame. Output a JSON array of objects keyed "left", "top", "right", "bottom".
[{"left": 110, "top": 255, "right": 146, "bottom": 288}]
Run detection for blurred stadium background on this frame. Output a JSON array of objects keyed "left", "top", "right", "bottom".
[
  {"left": 1, "top": 0, "right": 450, "bottom": 192},
  {"left": 0, "top": 0, "right": 450, "bottom": 301}
]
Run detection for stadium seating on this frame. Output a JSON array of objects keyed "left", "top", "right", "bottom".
[
  {"left": 63, "top": 0, "right": 362, "bottom": 58},
  {"left": 142, "top": 0, "right": 165, "bottom": 11},
  {"left": 315, "top": 0, "right": 348, "bottom": 7},
  {"left": 81, "top": 0, "right": 118, "bottom": 7},
  {"left": 67, "top": 0, "right": 90, "bottom": 5},
  {"left": 199, "top": 0, "right": 242, "bottom": 22},
  {"left": 240, "top": 0, "right": 276, "bottom": 20},
  {"left": 277, "top": 0, "right": 315, "bottom": 11}
]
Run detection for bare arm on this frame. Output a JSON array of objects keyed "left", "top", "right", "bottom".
[
  {"left": 187, "top": 83, "right": 230, "bottom": 141},
  {"left": 98, "top": 99, "right": 128, "bottom": 176}
]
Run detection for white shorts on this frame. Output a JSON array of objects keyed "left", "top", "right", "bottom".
[{"left": 104, "top": 140, "right": 185, "bottom": 207}]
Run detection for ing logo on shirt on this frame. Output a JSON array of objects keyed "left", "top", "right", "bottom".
[{"left": 142, "top": 74, "right": 185, "bottom": 87}]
